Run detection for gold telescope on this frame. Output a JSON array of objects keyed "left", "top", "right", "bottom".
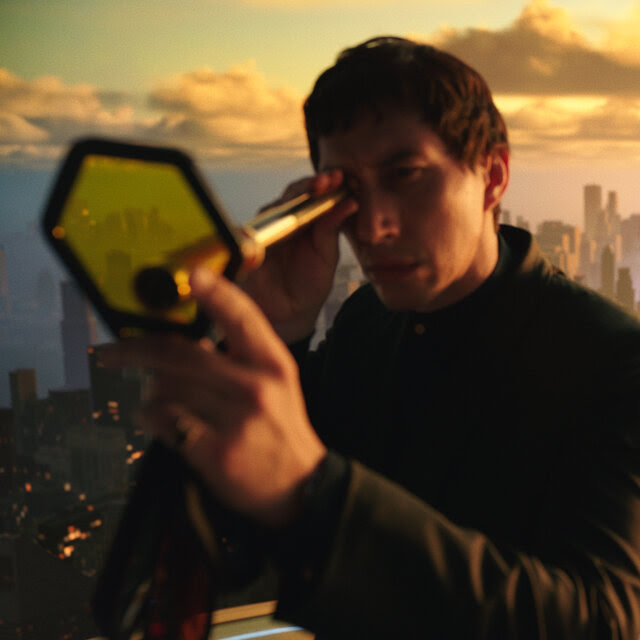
[{"left": 133, "top": 189, "right": 346, "bottom": 311}]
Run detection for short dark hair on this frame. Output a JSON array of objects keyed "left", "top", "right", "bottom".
[{"left": 304, "top": 36, "right": 508, "bottom": 170}]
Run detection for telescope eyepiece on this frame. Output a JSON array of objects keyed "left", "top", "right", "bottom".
[{"left": 134, "top": 267, "right": 180, "bottom": 311}]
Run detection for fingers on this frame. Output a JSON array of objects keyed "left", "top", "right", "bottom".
[
  {"left": 189, "top": 266, "right": 293, "bottom": 368},
  {"left": 313, "top": 191, "right": 359, "bottom": 237},
  {"left": 260, "top": 169, "right": 347, "bottom": 211},
  {"left": 134, "top": 403, "right": 216, "bottom": 478},
  {"left": 143, "top": 368, "right": 253, "bottom": 430},
  {"left": 101, "top": 334, "right": 247, "bottom": 395},
  {"left": 306, "top": 169, "right": 345, "bottom": 197}
]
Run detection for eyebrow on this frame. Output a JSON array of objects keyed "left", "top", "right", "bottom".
[
  {"left": 378, "top": 149, "right": 426, "bottom": 167},
  {"left": 319, "top": 149, "right": 426, "bottom": 173}
]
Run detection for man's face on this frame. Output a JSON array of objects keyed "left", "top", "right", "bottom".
[{"left": 317, "top": 109, "right": 504, "bottom": 313}]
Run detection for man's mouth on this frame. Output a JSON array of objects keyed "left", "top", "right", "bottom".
[{"left": 364, "top": 260, "right": 421, "bottom": 282}]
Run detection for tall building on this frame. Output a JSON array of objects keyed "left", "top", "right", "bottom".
[
  {"left": 42, "top": 389, "right": 91, "bottom": 446},
  {"left": 66, "top": 424, "right": 128, "bottom": 500},
  {"left": 620, "top": 214, "right": 640, "bottom": 290},
  {"left": 616, "top": 267, "right": 636, "bottom": 314},
  {"left": 88, "top": 345, "right": 144, "bottom": 443},
  {"left": 535, "top": 221, "right": 581, "bottom": 280},
  {"left": 584, "top": 184, "right": 604, "bottom": 242},
  {"left": 620, "top": 214, "right": 640, "bottom": 262},
  {"left": 600, "top": 245, "right": 615, "bottom": 299},
  {"left": 578, "top": 236, "right": 599, "bottom": 289},
  {"left": 60, "top": 281, "right": 98, "bottom": 390},
  {"left": 9, "top": 370, "right": 36, "bottom": 416},
  {"left": 9, "top": 369, "right": 38, "bottom": 455},
  {"left": 606, "top": 191, "right": 621, "bottom": 236},
  {"left": 0, "top": 409, "right": 16, "bottom": 493},
  {"left": 312, "top": 245, "right": 365, "bottom": 348},
  {"left": 35, "top": 268, "right": 56, "bottom": 314}
]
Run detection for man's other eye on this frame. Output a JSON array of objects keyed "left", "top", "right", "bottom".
[{"left": 385, "top": 166, "right": 423, "bottom": 183}]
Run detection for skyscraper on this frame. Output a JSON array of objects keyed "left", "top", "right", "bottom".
[
  {"left": 9, "top": 369, "right": 38, "bottom": 455},
  {"left": 535, "top": 221, "right": 581, "bottom": 280},
  {"left": 606, "top": 191, "right": 621, "bottom": 236},
  {"left": 600, "top": 245, "right": 615, "bottom": 299},
  {"left": 0, "top": 409, "right": 16, "bottom": 492},
  {"left": 88, "top": 345, "right": 144, "bottom": 443},
  {"left": 60, "top": 281, "right": 98, "bottom": 390},
  {"left": 616, "top": 267, "right": 636, "bottom": 314},
  {"left": 584, "top": 184, "right": 604, "bottom": 243},
  {"left": 9, "top": 369, "right": 36, "bottom": 415}
]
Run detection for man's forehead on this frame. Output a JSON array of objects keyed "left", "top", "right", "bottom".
[{"left": 316, "top": 110, "right": 447, "bottom": 171}]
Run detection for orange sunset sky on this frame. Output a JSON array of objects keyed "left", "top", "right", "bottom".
[{"left": 1, "top": 0, "right": 640, "bottom": 227}]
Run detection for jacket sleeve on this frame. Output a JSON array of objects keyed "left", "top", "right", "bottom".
[{"left": 277, "top": 454, "right": 640, "bottom": 640}]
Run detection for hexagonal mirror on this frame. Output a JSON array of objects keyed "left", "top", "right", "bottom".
[{"left": 42, "top": 138, "right": 243, "bottom": 338}]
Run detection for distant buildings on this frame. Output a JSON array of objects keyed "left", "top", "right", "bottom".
[
  {"left": 0, "top": 286, "right": 143, "bottom": 637},
  {"left": 533, "top": 184, "right": 639, "bottom": 316},
  {"left": 60, "top": 281, "right": 97, "bottom": 391},
  {"left": 535, "top": 221, "right": 581, "bottom": 281},
  {"left": 0, "top": 535, "right": 98, "bottom": 640},
  {"left": 312, "top": 239, "right": 365, "bottom": 348},
  {"left": 9, "top": 369, "right": 38, "bottom": 456}
]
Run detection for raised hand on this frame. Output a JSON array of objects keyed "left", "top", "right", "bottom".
[
  {"left": 241, "top": 169, "right": 358, "bottom": 343},
  {"left": 101, "top": 267, "right": 328, "bottom": 528}
]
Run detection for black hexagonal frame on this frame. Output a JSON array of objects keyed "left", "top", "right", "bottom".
[{"left": 42, "top": 138, "right": 243, "bottom": 339}]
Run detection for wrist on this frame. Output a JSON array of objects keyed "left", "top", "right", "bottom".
[{"left": 273, "top": 312, "right": 322, "bottom": 345}]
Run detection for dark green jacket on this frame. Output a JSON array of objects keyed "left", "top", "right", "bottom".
[{"left": 278, "top": 225, "right": 640, "bottom": 639}]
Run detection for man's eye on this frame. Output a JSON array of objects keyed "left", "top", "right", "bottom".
[{"left": 387, "top": 166, "right": 422, "bottom": 182}]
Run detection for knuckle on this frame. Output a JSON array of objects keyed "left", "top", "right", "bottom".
[
  {"left": 273, "top": 348, "right": 298, "bottom": 379},
  {"left": 242, "top": 376, "right": 270, "bottom": 412}
]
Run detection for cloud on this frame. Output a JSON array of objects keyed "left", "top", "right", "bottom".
[
  {"left": 2, "top": 1, "right": 640, "bottom": 169},
  {"left": 417, "top": 0, "right": 640, "bottom": 164},
  {"left": 0, "top": 68, "right": 138, "bottom": 161},
  {"left": 0, "top": 63, "right": 308, "bottom": 167},
  {"left": 497, "top": 95, "right": 640, "bottom": 165},
  {"left": 601, "top": 4, "right": 640, "bottom": 65},
  {"left": 0, "top": 113, "right": 48, "bottom": 144},
  {"left": 146, "top": 62, "right": 307, "bottom": 162},
  {"left": 428, "top": 0, "right": 640, "bottom": 95}
]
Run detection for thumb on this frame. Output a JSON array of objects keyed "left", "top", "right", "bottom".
[
  {"left": 314, "top": 194, "right": 358, "bottom": 236},
  {"left": 189, "top": 266, "right": 286, "bottom": 366}
]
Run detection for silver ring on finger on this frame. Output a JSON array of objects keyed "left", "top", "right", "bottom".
[{"left": 172, "top": 412, "right": 200, "bottom": 449}]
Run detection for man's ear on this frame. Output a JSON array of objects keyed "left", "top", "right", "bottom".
[{"left": 483, "top": 149, "right": 509, "bottom": 213}]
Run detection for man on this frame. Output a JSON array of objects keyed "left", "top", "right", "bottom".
[{"left": 104, "top": 37, "right": 640, "bottom": 638}]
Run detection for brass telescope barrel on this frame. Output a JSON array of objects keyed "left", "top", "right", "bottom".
[{"left": 134, "top": 189, "right": 347, "bottom": 311}]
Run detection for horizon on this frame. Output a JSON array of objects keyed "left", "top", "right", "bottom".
[{"left": 2, "top": 0, "right": 640, "bottom": 231}]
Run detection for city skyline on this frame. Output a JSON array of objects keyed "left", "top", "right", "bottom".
[{"left": 1, "top": 176, "right": 640, "bottom": 406}]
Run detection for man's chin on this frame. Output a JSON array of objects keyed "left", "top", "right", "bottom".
[{"left": 372, "top": 283, "right": 438, "bottom": 313}]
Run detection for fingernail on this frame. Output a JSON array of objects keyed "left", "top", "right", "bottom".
[{"left": 190, "top": 267, "right": 218, "bottom": 293}]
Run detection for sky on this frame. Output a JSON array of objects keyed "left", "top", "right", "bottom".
[{"left": 1, "top": 0, "right": 640, "bottom": 227}]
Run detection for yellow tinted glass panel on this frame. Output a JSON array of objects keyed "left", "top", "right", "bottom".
[{"left": 58, "top": 154, "right": 230, "bottom": 324}]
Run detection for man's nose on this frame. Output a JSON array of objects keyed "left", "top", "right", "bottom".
[{"left": 352, "top": 190, "right": 400, "bottom": 245}]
